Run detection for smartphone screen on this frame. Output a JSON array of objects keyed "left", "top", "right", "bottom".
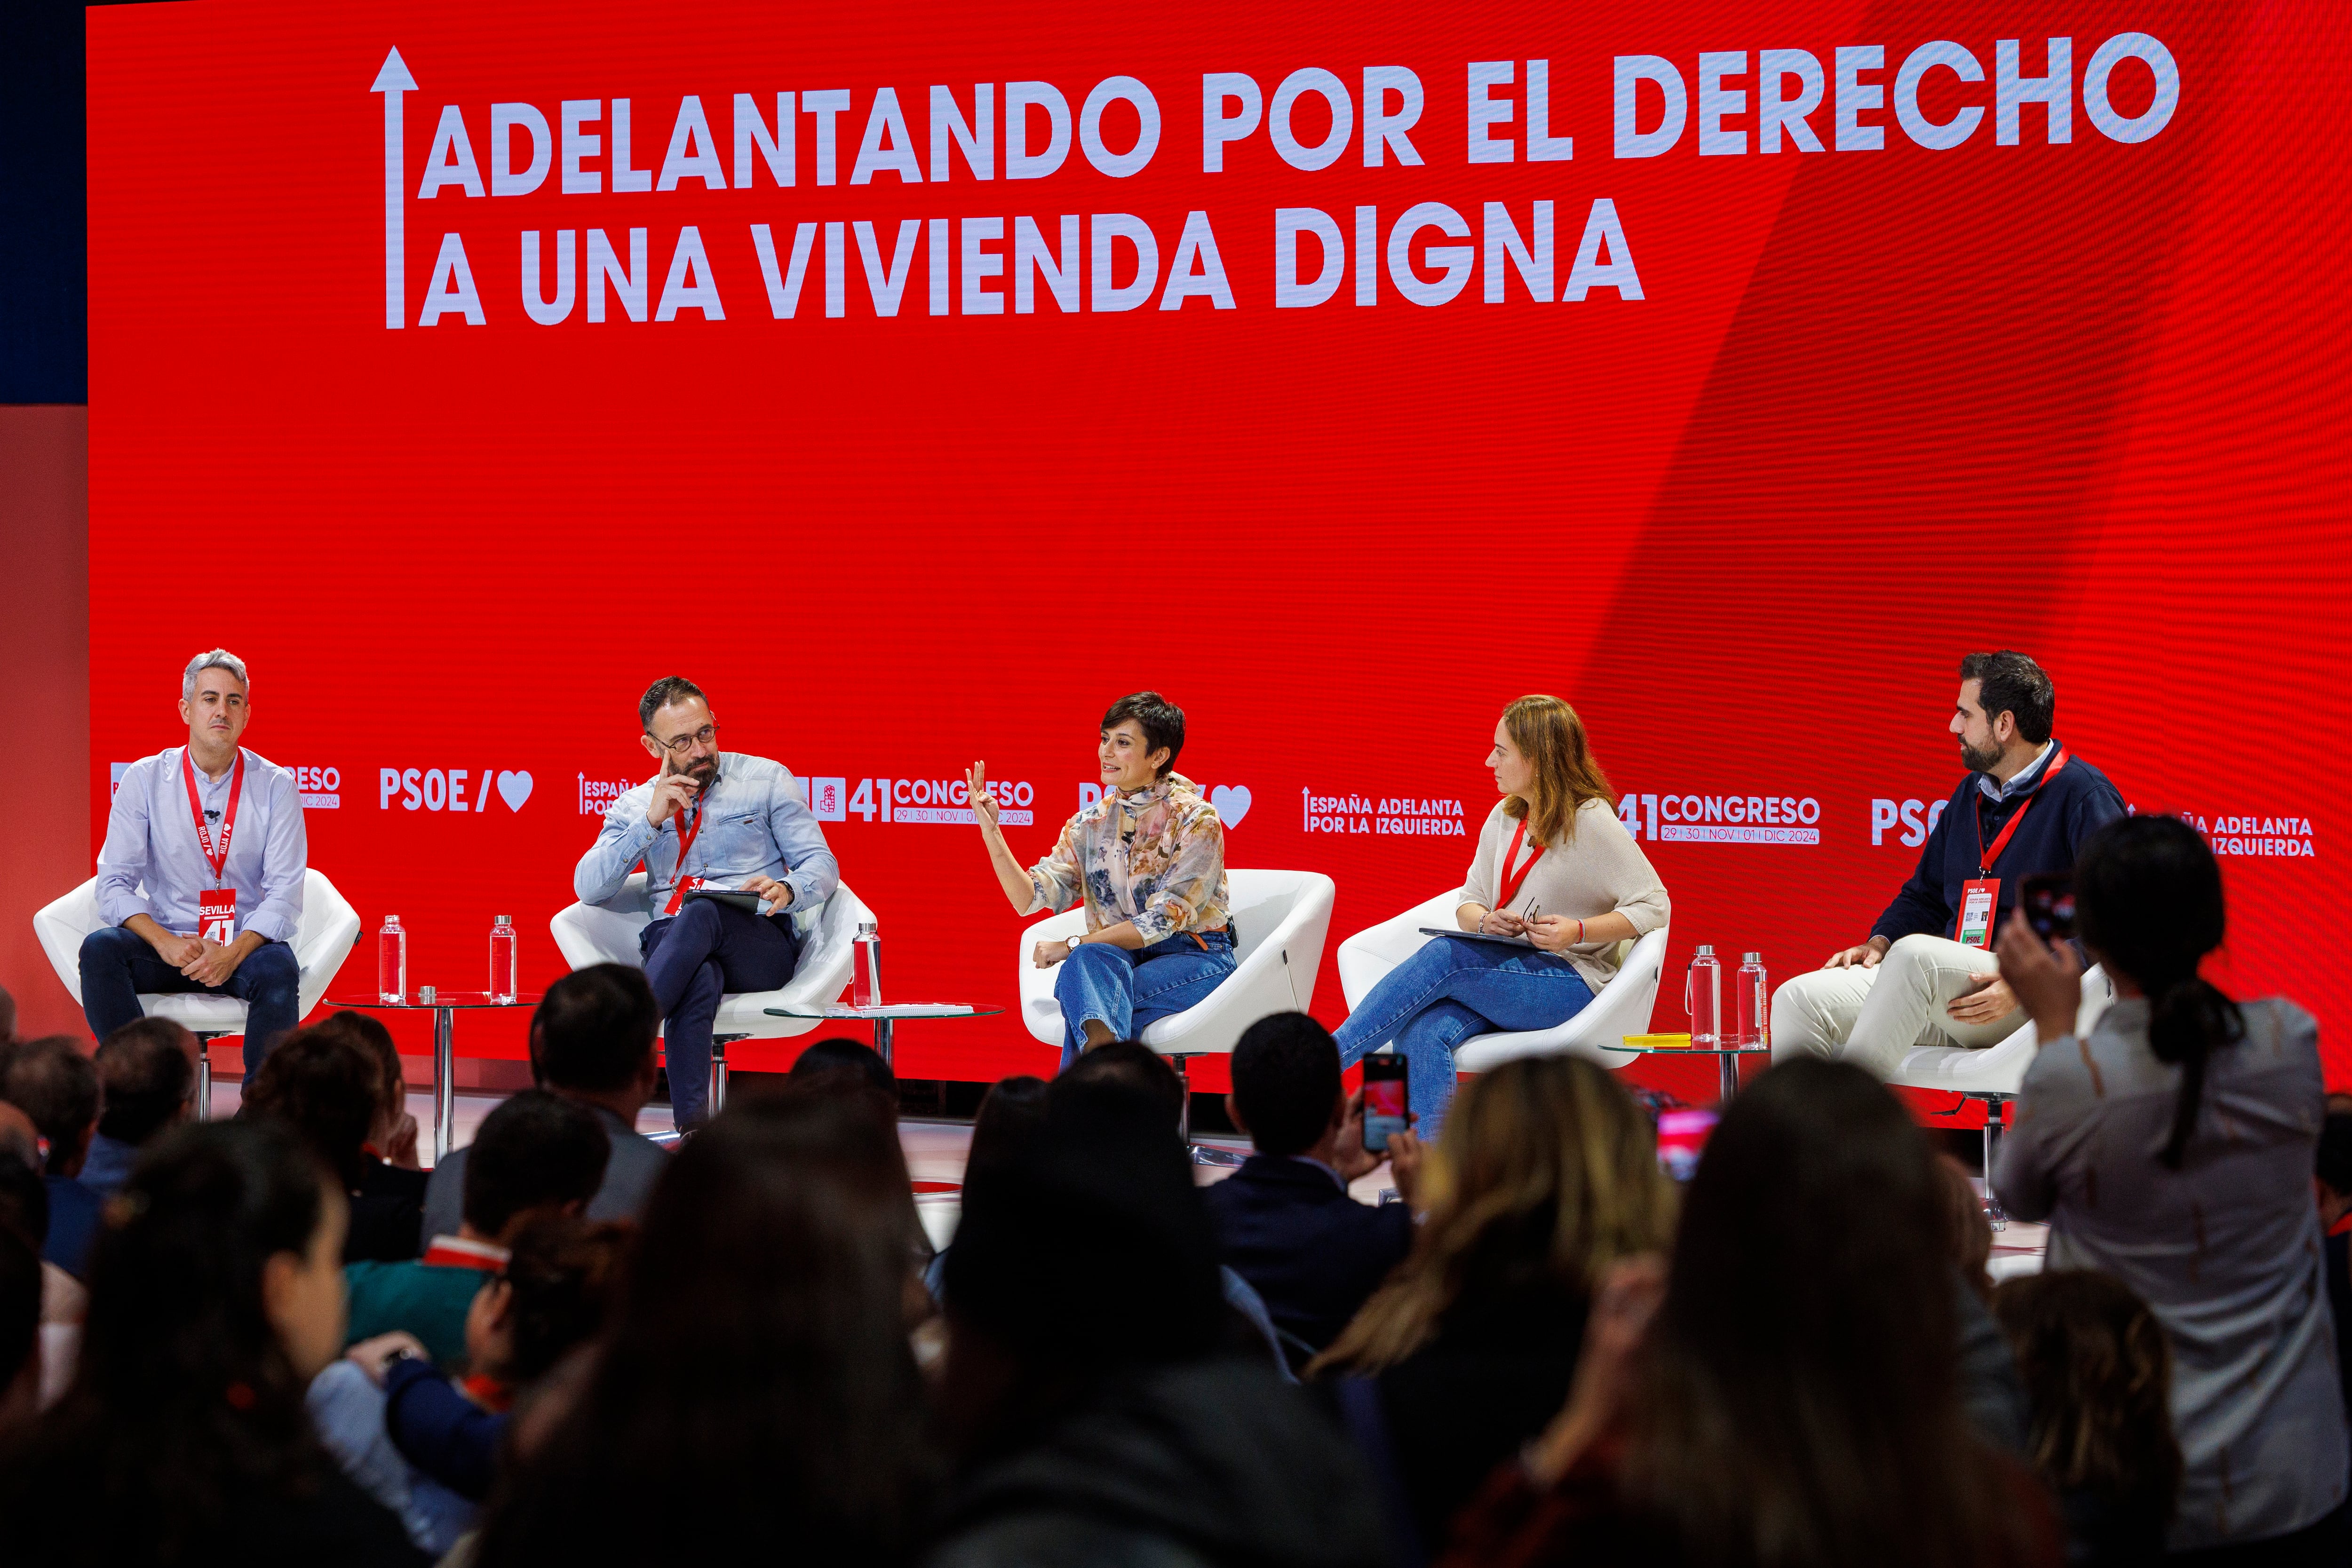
[
  {"left": 1656, "top": 1108, "right": 1719, "bottom": 1182},
  {"left": 2021, "top": 870, "right": 2077, "bottom": 942},
  {"left": 1362, "top": 1057, "right": 1409, "bottom": 1153}
]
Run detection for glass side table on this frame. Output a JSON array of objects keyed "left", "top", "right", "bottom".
[
  {"left": 1617, "top": 1036, "right": 1772, "bottom": 1104},
  {"left": 764, "top": 1003, "right": 1004, "bottom": 1067},
  {"left": 327, "top": 991, "right": 543, "bottom": 1161}
]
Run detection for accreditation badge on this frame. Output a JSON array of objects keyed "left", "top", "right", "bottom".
[
  {"left": 1957, "top": 878, "right": 1998, "bottom": 950},
  {"left": 198, "top": 887, "right": 239, "bottom": 945}
]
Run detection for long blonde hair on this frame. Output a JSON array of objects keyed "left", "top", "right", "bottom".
[
  {"left": 1309, "top": 1057, "right": 1675, "bottom": 1377},
  {"left": 1499, "top": 695, "right": 1615, "bottom": 847}
]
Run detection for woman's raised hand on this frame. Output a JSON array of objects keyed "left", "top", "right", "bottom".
[{"left": 966, "top": 761, "right": 1000, "bottom": 832}]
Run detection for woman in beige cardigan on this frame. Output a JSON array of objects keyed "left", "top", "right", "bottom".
[{"left": 1334, "top": 696, "right": 1669, "bottom": 1134}]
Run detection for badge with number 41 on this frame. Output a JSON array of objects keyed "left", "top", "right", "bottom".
[{"left": 199, "top": 888, "right": 238, "bottom": 945}]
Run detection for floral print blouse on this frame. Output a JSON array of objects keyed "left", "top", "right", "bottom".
[{"left": 1026, "top": 774, "right": 1232, "bottom": 945}]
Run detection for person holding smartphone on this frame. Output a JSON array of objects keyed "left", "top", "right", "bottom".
[
  {"left": 969, "top": 692, "right": 1233, "bottom": 1070},
  {"left": 1332, "top": 696, "right": 1669, "bottom": 1136},
  {"left": 573, "top": 677, "right": 838, "bottom": 1131}
]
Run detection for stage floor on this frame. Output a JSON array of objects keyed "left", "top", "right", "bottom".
[{"left": 211, "top": 1082, "right": 2049, "bottom": 1277}]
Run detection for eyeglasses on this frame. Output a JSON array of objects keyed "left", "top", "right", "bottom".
[{"left": 649, "top": 721, "right": 720, "bottom": 755}]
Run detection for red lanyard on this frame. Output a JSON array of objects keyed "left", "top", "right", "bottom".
[
  {"left": 671, "top": 796, "right": 707, "bottom": 865},
  {"left": 1496, "top": 817, "right": 1543, "bottom": 909},
  {"left": 1975, "top": 748, "right": 2068, "bottom": 877},
  {"left": 181, "top": 747, "right": 245, "bottom": 887}
]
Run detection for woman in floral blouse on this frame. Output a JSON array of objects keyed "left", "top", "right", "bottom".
[{"left": 969, "top": 692, "right": 1235, "bottom": 1069}]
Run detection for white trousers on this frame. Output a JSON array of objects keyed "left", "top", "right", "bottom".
[{"left": 1769, "top": 934, "right": 2022, "bottom": 1077}]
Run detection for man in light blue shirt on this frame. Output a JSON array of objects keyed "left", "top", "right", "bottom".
[
  {"left": 81, "top": 650, "right": 307, "bottom": 1076},
  {"left": 573, "top": 676, "right": 838, "bottom": 1130}
]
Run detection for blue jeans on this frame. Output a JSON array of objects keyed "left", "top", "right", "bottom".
[
  {"left": 1333, "top": 935, "right": 1595, "bottom": 1138},
  {"left": 78, "top": 924, "right": 301, "bottom": 1075},
  {"left": 640, "top": 897, "right": 800, "bottom": 1130},
  {"left": 1054, "top": 929, "right": 1237, "bottom": 1070}
]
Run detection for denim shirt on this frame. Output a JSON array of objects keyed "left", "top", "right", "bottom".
[
  {"left": 573, "top": 752, "right": 838, "bottom": 930},
  {"left": 96, "top": 746, "right": 308, "bottom": 943}
]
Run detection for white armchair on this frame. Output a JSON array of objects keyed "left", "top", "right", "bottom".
[
  {"left": 1336, "top": 888, "right": 1668, "bottom": 1074},
  {"left": 32, "top": 869, "right": 364, "bottom": 1116},
  {"left": 1018, "top": 869, "right": 1335, "bottom": 1161},
  {"left": 548, "top": 873, "right": 871, "bottom": 1111}
]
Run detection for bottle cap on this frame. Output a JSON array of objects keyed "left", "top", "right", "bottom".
[
  {"left": 1694, "top": 943, "right": 1716, "bottom": 957},
  {"left": 1745, "top": 951, "right": 1763, "bottom": 964},
  {"left": 385, "top": 915, "right": 399, "bottom": 924},
  {"left": 495, "top": 915, "right": 512, "bottom": 926},
  {"left": 858, "top": 920, "right": 879, "bottom": 936}
]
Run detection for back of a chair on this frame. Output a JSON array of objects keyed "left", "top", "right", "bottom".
[{"left": 1224, "top": 868, "right": 1315, "bottom": 964}]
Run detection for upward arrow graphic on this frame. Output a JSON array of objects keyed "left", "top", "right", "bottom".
[{"left": 372, "top": 48, "right": 417, "bottom": 330}]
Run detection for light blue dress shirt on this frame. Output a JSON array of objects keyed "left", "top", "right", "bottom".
[
  {"left": 573, "top": 751, "right": 839, "bottom": 929},
  {"left": 96, "top": 746, "right": 308, "bottom": 944}
]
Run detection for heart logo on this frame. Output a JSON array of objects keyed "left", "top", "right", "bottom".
[
  {"left": 497, "top": 770, "right": 534, "bottom": 812},
  {"left": 1209, "top": 784, "right": 1252, "bottom": 827}
]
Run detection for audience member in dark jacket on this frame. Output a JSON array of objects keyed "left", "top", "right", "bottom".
[
  {"left": 0, "top": 1036, "right": 105, "bottom": 1281},
  {"left": 1311, "top": 1056, "right": 1676, "bottom": 1561},
  {"left": 2316, "top": 1113, "right": 2352, "bottom": 1445},
  {"left": 927, "top": 1073, "right": 1392, "bottom": 1568},
  {"left": 241, "top": 1023, "right": 427, "bottom": 1263},
  {"left": 1205, "top": 1014, "right": 1421, "bottom": 1369},
  {"left": 80, "top": 1017, "right": 199, "bottom": 1198}
]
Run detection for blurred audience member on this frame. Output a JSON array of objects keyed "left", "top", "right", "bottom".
[
  {"left": 83, "top": 1017, "right": 199, "bottom": 1199},
  {"left": 1998, "top": 815, "right": 2349, "bottom": 1555},
  {"left": 792, "top": 1035, "right": 898, "bottom": 1099},
  {"left": 0, "top": 1140, "right": 83, "bottom": 1407},
  {"left": 244, "top": 1023, "right": 426, "bottom": 1263},
  {"left": 927, "top": 1078, "right": 1391, "bottom": 1568},
  {"left": 1993, "top": 1269, "right": 2183, "bottom": 1566},
  {"left": 0, "top": 1035, "right": 104, "bottom": 1280},
  {"left": 317, "top": 1009, "right": 421, "bottom": 1169},
  {"left": 923, "top": 1075, "right": 1048, "bottom": 1302},
  {"left": 1938, "top": 1151, "right": 2031, "bottom": 1454},
  {"left": 472, "top": 1091, "right": 935, "bottom": 1564},
  {"left": 1207, "top": 1013, "right": 1422, "bottom": 1369},
  {"left": 0, "top": 1224, "right": 38, "bottom": 1437},
  {"left": 0, "top": 1119, "right": 425, "bottom": 1565},
  {"left": 1311, "top": 1054, "right": 1675, "bottom": 1558},
  {"left": 2315, "top": 1113, "right": 2352, "bottom": 1439},
  {"left": 1943, "top": 1152, "right": 1996, "bottom": 1301},
  {"left": 346, "top": 1091, "right": 607, "bottom": 1365},
  {"left": 1441, "top": 1058, "right": 2058, "bottom": 1568},
  {"left": 0, "top": 982, "right": 16, "bottom": 1044},
  {"left": 424, "top": 966, "right": 667, "bottom": 1238}
]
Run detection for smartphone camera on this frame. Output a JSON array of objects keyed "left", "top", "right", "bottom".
[
  {"left": 1361, "top": 1056, "right": 1409, "bottom": 1154},
  {"left": 1656, "top": 1108, "right": 1719, "bottom": 1183},
  {"left": 2020, "top": 870, "right": 2077, "bottom": 942}
]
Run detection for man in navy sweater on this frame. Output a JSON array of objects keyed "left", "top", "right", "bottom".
[
  {"left": 1204, "top": 1013, "right": 1422, "bottom": 1370},
  {"left": 1772, "top": 651, "right": 2126, "bottom": 1076}
]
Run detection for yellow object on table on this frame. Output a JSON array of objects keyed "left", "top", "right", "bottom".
[{"left": 1624, "top": 1033, "right": 1694, "bottom": 1051}]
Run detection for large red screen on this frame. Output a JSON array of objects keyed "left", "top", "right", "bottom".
[{"left": 85, "top": 0, "right": 2348, "bottom": 1093}]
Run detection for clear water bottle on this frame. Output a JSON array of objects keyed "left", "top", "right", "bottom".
[
  {"left": 489, "top": 914, "right": 517, "bottom": 1003},
  {"left": 378, "top": 915, "right": 407, "bottom": 1004},
  {"left": 1735, "top": 951, "right": 1769, "bottom": 1049},
  {"left": 1685, "top": 944, "right": 1723, "bottom": 1048},
  {"left": 852, "top": 920, "right": 882, "bottom": 1008}
]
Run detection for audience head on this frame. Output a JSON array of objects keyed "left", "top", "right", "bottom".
[
  {"left": 1100, "top": 690, "right": 1184, "bottom": 781},
  {"left": 1315, "top": 1055, "right": 1672, "bottom": 1376},
  {"left": 474, "top": 1090, "right": 932, "bottom": 1562},
  {"left": 1992, "top": 1269, "right": 2181, "bottom": 1527},
  {"left": 465, "top": 1214, "right": 630, "bottom": 1386},
  {"left": 95, "top": 1018, "right": 198, "bottom": 1148},
  {"left": 530, "top": 964, "right": 660, "bottom": 1103},
  {"left": 462, "top": 1089, "right": 610, "bottom": 1241},
  {"left": 0, "top": 1102, "right": 40, "bottom": 1171},
  {"left": 2074, "top": 814, "right": 2244, "bottom": 1170},
  {"left": 1494, "top": 694, "right": 1616, "bottom": 845},
  {"left": 0, "top": 983, "right": 16, "bottom": 1044},
  {"left": 1956, "top": 649, "right": 2057, "bottom": 758},
  {"left": 964, "top": 1075, "right": 1049, "bottom": 1184},
  {"left": 1937, "top": 1153, "right": 1994, "bottom": 1301},
  {"left": 0, "top": 1036, "right": 100, "bottom": 1177},
  {"left": 2316, "top": 1113, "right": 2352, "bottom": 1219},
  {"left": 1622, "top": 1058, "right": 2029, "bottom": 1568},
  {"left": 0, "top": 1150, "right": 48, "bottom": 1251},
  {"left": 1053, "top": 1039, "right": 1184, "bottom": 1130},
  {"left": 238, "top": 1023, "right": 380, "bottom": 1189},
  {"left": 0, "top": 1225, "right": 37, "bottom": 1421},
  {"left": 310, "top": 1010, "right": 405, "bottom": 1148},
  {"left": 789, "top": 1037, "right": 897, "bottom": 1101},
  {"left": 1229, "top": 1013, "right": 1341, "bottom": 1157}
]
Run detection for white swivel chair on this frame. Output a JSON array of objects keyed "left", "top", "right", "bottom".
[
  {"left": 32, "top": 869, "right": 364, "bottom": 1117},
  {"left": 1337, "top": 888, "right": 1669, "bottom": 1076},
  {"left": 1883, "top": 965, "right": 2114, "bottom": 1224},
  {"left": 1017, "top": 869, "right": 1336, "bottom": 1161},
  {"left": 548, "top": 873, "right": 870, "bottom": 1115}
]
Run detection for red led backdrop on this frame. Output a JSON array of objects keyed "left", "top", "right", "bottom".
[{"left": 84, "top": 0, "right": 2348, "bottom": 1094}]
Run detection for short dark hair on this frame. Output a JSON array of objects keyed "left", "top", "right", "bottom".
[
  {"left": 463, "top": 1090, "right": 611, "bottom": 1238},
  {"left": 0, "top": 1149, "right": 48, "bottom": 1249},
  {"left": 239, "top": 1025, "right": 380, "bottom": 1189},
  {"left": 1959, "top": 651, "right": 2055, "bottom": 745},
  {"left": 1053, "top": 1041, "right": 1184, "bottom": 1129},
  {"left": 967, "top": 1076, "right": 1050, "bottom": 1183},
  {"left": 96, "top": 1018, "right": 198, "bottom": 1146},
  {"left": 1231, "top": 1014, "right": 1341, "bottom": 1158},
  {"left": 2317, "top": 1115, "right": 2352, "bottom": 1197},
  {"left": 531, "top": 966, "right": 660, "bottom": 1094},
  {"left": 313, "top": 1011, "right": 404, "bottom": 1128},
  {"left": 639, "top": 676, "right": 707, "bottom": 731},
  {"left": 788, "top": 1038, "right": 896, "bottom": 1099},
  {"left": 1101, "top": 691, "right": 1185, "bottom": 779},
  {"left": 1, "top": 1037, "right": 100, "bottom": 1175},
  {"left": 500, "top": 1214, "right": 631, "bottom": 1384}
]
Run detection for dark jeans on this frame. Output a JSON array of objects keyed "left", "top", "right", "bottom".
[
  {"left": 640, "top": 897, "right": 800, "bottom": 1131},
  {"left": 77, "top": 924, "right": 301, "bottom": 1075}
]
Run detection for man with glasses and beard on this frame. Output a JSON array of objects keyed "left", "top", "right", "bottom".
[
  {"left": 1771, "top": 650, "right": 2125, "bottom": 1076},
  {"left": 574, "top": 678, "right": 838, "bottom": 1131}
]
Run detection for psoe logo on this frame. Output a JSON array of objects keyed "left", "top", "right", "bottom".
[
  {"left": 379, "top": 767, "right": 533, "bottom": 812},
  {"left": 1619, "top": 791, "right": 1821, "bottom": 845},
  {"left": 1870, "top": 797, "right": 1951, "bottom": 847},
  {"left": 1079, "top": 783, "right": 1255, "bottom": 826}
]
